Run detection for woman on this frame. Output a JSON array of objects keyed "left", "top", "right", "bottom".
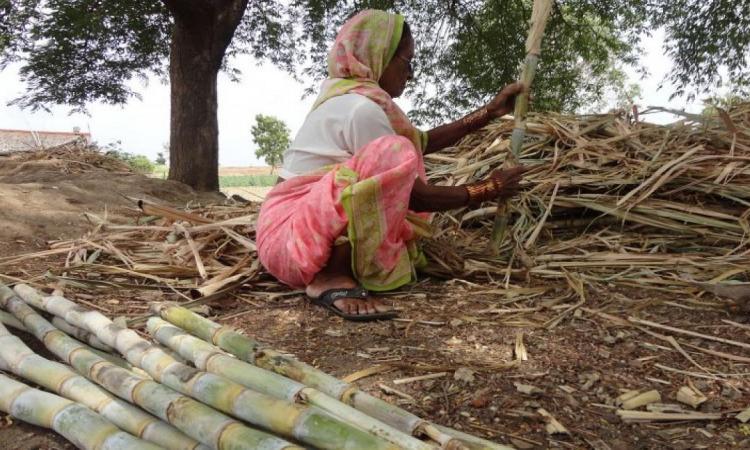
[{"left": 258, "top": 10, "right": 525, "bottom": 321}]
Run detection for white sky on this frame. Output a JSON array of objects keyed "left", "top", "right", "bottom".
[{"left": 0, "top": 29, "right": 707, "bottom": 167}]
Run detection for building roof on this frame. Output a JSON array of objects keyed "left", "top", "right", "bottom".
[{"left": 0, "top": 128, "right": 92, "bottom": 153}]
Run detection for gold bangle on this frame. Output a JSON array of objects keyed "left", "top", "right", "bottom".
[
  {"left": 466, "top": 179, "right": 494, "bottom": 205},
  {"left": 466, "top": 176, "right": 506, "bottom": 205}
]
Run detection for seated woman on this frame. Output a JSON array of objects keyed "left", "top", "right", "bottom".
[{"left": 258, "top": 9, "right": 526, "bottom": 321}]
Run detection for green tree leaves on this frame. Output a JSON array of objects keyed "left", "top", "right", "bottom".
[
  {"left": 2, "top": 1, "right": 748, "bottom": 119},
  {"left": 4, "top": 0, "right": 171, "bottom": 112},
  {"left": 251, "top": 114, "right": 290, "bottom": 169},
  {"left": 652, "top": 1, "right": 750, "bottom": 101}
]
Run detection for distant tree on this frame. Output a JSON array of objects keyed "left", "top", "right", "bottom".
[
  {"left": 126, "top": 154, "right": 156, "bottom": 174},
  {"left": 702, "top": 91, "right": 749, "bottom": 119},
  {"left": 100, "top": 141, "right": 155, "bottom": 174},
  {"left": 651, "top": 1, "right": 750, "bottom": 101},
  {"left": 155, "top": 152, "right": 167, "bottom": 165},
  {"left": 614, "top": 82, "right": 643, "bottom": 111},
  {"left": 251, "top": 114, "right": 289, "bottom": 173}
]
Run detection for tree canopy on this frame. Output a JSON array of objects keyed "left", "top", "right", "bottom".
[
  {"left": 251, "top": 114, "right": 290, "bottom": 169},
  {"left": 2, "top": 0, "right": 748, "bottom": 189},
  {"left": 4, "top": 1, "right": 747, "bottom": 117}
]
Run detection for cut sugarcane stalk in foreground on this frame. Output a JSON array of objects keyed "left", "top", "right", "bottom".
[
  {"left": 0, "top": 284, "right": 300, "bottom": 450},
  {"left": 147, "top": 316, "right": 433, "bottom": 450},
  {"left": 11, "top": 284, "right": 402, "bottom": 450},
  {"left": 0, "top": 309, "right": 25, "bottom": 331},
  {"left": 2, "top": 289, "right": 137, "bottom": 371},
  {"left": 0, "top": 372, "right": 162, "bottom": 450},
  {"left": 490, "top": 0, "right": 553, "bottom": 253},
  {"left": 0, "top": 320, "right": 205, "bottom": 450},
  {"left": 152, "top": 303, "right": 509, "bottom": 450},
  {"left": 51, "top": 315, "right": 114, "bottom": 352}
]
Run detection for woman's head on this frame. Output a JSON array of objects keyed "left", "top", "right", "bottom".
[
  {"left": 379, "top": 23, "right": 414, "bottom": 98},
  {"left": 326, "top": 10, "right": 414, "bottom": 98}
]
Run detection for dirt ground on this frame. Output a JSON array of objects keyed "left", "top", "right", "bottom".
[
  {"left": 222, "top": 185, "right": 274, "bottom": 201},
  {"left": 1, "top": 151, "right": 749, "bottom": 449}
]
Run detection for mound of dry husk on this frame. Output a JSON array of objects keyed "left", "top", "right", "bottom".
[
  {"left": 4, "top": 140, "right": 134, "bottom": 174},
  {"left": 423, "top": 104, "right": 750, "bottom": 295},
  {"left": 5, "top": 104, "right": 749, "bottom": 307}
]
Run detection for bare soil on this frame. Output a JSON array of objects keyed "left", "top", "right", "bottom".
[
  {"left": 222, "top": 186, "right": 274, "bottom": 201},
  {"left": 0, "top": 152, "right": 224, "bottom": 251},
  {"left": 1, "top": 152, "right": 749, "bottom": 450}
]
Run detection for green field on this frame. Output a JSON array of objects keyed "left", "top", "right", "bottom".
[
  {"left": 151, "top": 164, "right": 168, "bottom": 179},
  {"left": 150, "top": 167, "right": 276, "bottom": 187},
  {"left": 219, "top": 175, "right": 277, "bottom": 187}
]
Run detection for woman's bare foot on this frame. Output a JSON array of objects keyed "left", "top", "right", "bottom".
[{"left": 305, "top": 242, "right": 392, "bottom": 317}]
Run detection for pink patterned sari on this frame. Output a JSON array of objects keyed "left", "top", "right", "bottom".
[{"left": 257, "top": 10, "right": 430, "bottom": 291}]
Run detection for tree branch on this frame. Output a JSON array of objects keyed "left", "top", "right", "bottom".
[
  {"left": 214, "top": 0, "right": 250, "bottom": 51},
  {"left": 160, "top": 0, "right": 211, "bottom": 22}
]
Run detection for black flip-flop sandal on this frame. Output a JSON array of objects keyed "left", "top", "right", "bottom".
[{"left": 308, "top": 287, "right": 398, "bottom": 322}]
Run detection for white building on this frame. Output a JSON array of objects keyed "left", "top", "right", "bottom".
[{"left": 0, "top": 127, "right": 92, "bottom": 153}]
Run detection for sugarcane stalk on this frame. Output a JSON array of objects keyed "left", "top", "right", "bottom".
[
  {"left": 52, "top": 315, "right": 114, "bottom": 352},
  {"left": 489, "top": 0, "right": 553, "bottom": 253},
  {"left": 0, "top": 309, "right": 25, "bottom": 330},
  {"left": 434, "top": 425, "right": 514, "bottom": 450},
  {"left": 0, "top": 321, "right": 206, "bottom": 450},
  {"left": 47, "top": 302, "right": 184, "bottom": 366},
  {"left": 147, "top": 317, "right": 433, "bottom": 450},
  {"left": 2, "top": 303, "right": 138, "bottom": 372},
  {"left": 0, "top": 372, "right": 162, "bottom": 450},
  {"left": 12, "top": 284, "right": 401, "bottom": 450},
  {"left": 152, "top": 303, "right": 511, "bottom": 450},
  {"left": 0, "top": 284, "right": 299, "bottom": 450}
]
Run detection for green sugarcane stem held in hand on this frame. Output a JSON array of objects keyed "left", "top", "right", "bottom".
[{"left": 490, "top": 0, "right": 553, "bottom": 254}]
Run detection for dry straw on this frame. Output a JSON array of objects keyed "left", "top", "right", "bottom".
[{"left": 7, "top": 104, "right": 745, "bottom": 301}]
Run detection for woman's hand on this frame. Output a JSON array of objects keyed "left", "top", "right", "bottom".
[
  {"left": 466, "top": 166, "right": 527, "bottom": 205},
  {"left": 424, "top": 82, "right": 526, "bottom": 155},
  {"left": 486, "top": 82, "right": 526, "bottom": 119},
  {"left": 488, "top": 166, "right": 526, "bottom": 198}
]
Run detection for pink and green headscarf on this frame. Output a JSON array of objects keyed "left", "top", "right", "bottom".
[{"left": 312, "top": 9, "right": 428, "bottom": 154}]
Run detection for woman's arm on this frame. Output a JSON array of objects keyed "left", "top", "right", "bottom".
[
  {"left": 409, "top": 166, "right": 526, "bottom": 213},
  {"left": 424, "top": 82, "right": 525, "bottom": 155}
]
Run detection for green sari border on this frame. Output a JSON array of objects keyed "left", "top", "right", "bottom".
[
  {"left": 384, "top": 14, "right": 405, "bottom": 68},
  {"left": 340, "top": 183, "right": 414, "bottom": 293}
]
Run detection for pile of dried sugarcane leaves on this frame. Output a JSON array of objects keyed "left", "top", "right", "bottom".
[{"left": 424, "top": 104, "right": 750, "bottom": 294}]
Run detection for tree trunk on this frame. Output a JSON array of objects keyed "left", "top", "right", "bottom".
[{"left": 165, "top": 0, "right": 248, "bottom": 191}]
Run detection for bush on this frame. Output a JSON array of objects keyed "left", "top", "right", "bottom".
[
  {"left": 126, "top": 155, "right": 155, "bottom": 174},
  {"left": 103, "top": 147, "right": 155, "bottom": 174}
]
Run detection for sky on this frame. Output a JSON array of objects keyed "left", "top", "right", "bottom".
[{"left": 0, "top": 29, "right": 708, "bottom": 167}]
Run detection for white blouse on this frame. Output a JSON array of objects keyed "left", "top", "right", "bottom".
[{"left": 279, "top": 93, "right": 395, "bottom": 179}]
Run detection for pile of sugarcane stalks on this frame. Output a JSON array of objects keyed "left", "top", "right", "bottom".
[
  {"left": 423, "top": 104, "right": 750, "bottom": 293},
  {"left": 0, "top": 282, "right": 510, "bottom": 450}
]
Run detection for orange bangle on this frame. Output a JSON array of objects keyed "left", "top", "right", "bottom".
[{"left": 466, "top": 178, "right": 503, "bottom": 205}]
